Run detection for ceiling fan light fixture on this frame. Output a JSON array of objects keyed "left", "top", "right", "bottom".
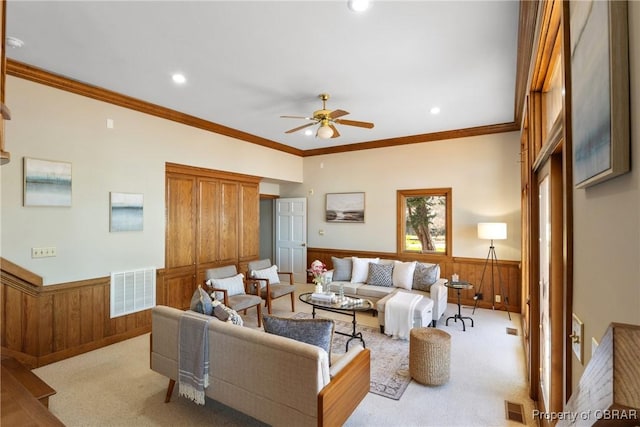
[{"left": 317, "top": 124, "right": 334, "bottom": 139}]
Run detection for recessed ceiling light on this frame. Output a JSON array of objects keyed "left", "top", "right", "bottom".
[
  {"left": 304, "top": 129, "right": 313, "bottom": 136},
  {"left": 6, "top": 36, "right": 24, "bottom": 49},
  {"left": 348, "top": 0, "right": 370, "bottom": 12},
  {"left": 172, "top": 73, "right": 186, "bottom": 84},
  {"left": 430, "top": 107, "right": 441, "bottom": 115}
]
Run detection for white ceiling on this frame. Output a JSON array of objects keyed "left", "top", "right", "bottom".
[{"left": 5, "top": 1, "right": 520, "bottom": 152}]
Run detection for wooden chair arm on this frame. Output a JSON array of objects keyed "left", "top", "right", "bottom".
[
  {"left": 278, "top": 272, "right": 294, "bottom": 284},
  {"left": 208, "top": 286, "right": 230, "bottom": 306},
  {"left": 246, "top": 277, "right": 270, "bottom": 295}
]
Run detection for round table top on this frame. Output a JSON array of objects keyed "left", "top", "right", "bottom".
[{"left": 445, "top": 281, "right": 473, "bottom": 290}]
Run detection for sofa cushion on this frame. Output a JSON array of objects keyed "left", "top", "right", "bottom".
[
  {"left": 190, "top": 285, "right": 213, "bottom": 315},
  {"left": 207, "top": 273, "right": 246, "bottom": 299},
  {"left": 351, "top": 257, "right": 379, "bottom": 283},
  {"left": 413, "top": 262, "right": 440, "bottom": 291},
  {"left": 392, "top": 260, "right": 417, "bottom": 290},
  {"left": 262, "top": 314, "right": 335, "bottom": 356},
  {"left": 252, "top": 264, "right": 280, "bottom": 285},
  {"left": 212, "top": 300, "right": 243, "bottom": 325},
  {"left": 367, "top": 262, "right": 394, "bottom": 287},
  {"left": 331, "top": 256, "right": 352, "bottom": 281}
]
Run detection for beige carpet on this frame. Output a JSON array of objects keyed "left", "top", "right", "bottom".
[{"left": 34, "top": 284, "right": 538, "bottom": 426}]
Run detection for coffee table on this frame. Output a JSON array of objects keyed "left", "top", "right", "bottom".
[{"left": 298, "top": 292, "right": 374, "bottom": 351}]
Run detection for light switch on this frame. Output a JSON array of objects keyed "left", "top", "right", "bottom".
[{"left": 571, "top": 313, "right": 584, "bottom": 364}]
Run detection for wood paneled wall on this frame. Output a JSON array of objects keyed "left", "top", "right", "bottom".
[
  {"left": 308, "top": 248, "right": 521, "bottom": 313},
  {"left": 1, "top": 258, "right": 151, "bottom": 369}
]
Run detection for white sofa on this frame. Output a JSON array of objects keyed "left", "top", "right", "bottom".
[
  {"left": 324, "top": 258, "right": 448, "bottom": 329},
  {"left": 151, "top": 305, "right": 370, "bottom": 427}
]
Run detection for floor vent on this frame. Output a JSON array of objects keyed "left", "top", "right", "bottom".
[
  {"left": 506, "top": 327, "right": 518, "bottom": 336},
  {"left": 504, "top": 400, "right": 525, "bottom": 424},
  {"left": 110, "top": 267, "right": 156, "bottom": 318}
]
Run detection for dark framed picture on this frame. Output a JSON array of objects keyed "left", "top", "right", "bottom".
[
  {"left": 23, "top": 157, "right": 72, "bottom": 207},
  {"left": 570, "top": 0, "right": 629, "bottom": 188},
  {"left": 326, "top": 192, "right": 365, "bottom": 223}
]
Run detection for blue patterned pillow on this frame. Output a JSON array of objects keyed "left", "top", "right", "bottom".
[
  {"left": 331, "top": 256, "right": 352, "bottom": 281},
  {"left": 367, "top": 262, "right": 394, "bottom": 287},
  {"left": 262, "top": 315, "right": 335, "bottom": 356},
  {"left": 189, "top": 285, "right": 213, "bottom": 315},
  {"left": 413, "top": 263, "right": 440, "bottom": 291}
]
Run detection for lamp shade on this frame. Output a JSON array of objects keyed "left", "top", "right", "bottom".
[{"left": 477, "top": 222, "right": 507, "bottom": 240}]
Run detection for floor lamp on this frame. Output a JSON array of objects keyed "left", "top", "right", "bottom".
[{"left": 473, "top": 222, "right": 510, "bottom": 320}]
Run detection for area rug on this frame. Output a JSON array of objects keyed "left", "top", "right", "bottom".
[{"left": 293, "top": 312, "right": 411, "bottom": 400}]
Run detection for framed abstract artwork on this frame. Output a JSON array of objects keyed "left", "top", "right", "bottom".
[
  {"left": 325, "top": 192, "right": 365, "bottom": 223},
  {"left": 110, "top": 192, "right": 144, "bottom": 232},
  {"left": 570, "top": 0, "right": 629, "bottom": 188},
  {"left": 23, "top": 157, "right": 72, "bottom": 207}
]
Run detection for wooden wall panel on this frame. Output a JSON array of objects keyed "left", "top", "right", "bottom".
[
  {"left": 219, "top": 181, "right": 239, "bottom": 263},
  {"left": 239, "top": 182, "right": 259, "bottom": 262},
  {"left": 1, "top": 260, "right": 151, "bottom": 369},
  {"left": 308, "top": 248, "right": 521, "bottom": 313},
  {"left": 198, "top": 178, "right": 220, "bottom": 264}
]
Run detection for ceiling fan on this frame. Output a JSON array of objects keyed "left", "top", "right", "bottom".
[{"left": 281, "top": 93, "right": 374, "bottom": 139}]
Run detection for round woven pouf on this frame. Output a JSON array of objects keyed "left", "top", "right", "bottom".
[{"left": 409, "top": 327, "right": 451, "bottom": 386}]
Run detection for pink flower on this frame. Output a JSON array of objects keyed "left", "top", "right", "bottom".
[{"left": 308, "top": 260, "right": 327, "bottom": 284}]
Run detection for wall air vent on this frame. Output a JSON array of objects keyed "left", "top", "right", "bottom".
[{"left": 110, "top": 267, "right": 156, "bottom": 318}]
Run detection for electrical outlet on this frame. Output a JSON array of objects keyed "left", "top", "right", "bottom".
[
  {"left": 495, "top": 295, "right": 501, "bottom": 303},
  {"left": 31, "top": 247, "right": 57, "bottom": 258}
]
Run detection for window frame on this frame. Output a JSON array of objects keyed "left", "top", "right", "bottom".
[{"left": 396, "top": 188, "right": 452, "bottom": 259}]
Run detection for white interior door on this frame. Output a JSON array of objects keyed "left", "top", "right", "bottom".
[{"left": 275, "top": 198, "right": 307, "bottom": 283}]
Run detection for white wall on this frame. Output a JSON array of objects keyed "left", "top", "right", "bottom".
[
  {"left": 0, "top": 77, "right": 301, "bottom": 284},
  {"left": 282, "top": 131, "right": 522, "bottom": 260},
  {"left": 570, "top": 2, "right": 640, "bottom": 385}
]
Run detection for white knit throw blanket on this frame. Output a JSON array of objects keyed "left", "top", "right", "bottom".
[
  {"left": 178, "top": 312, "right": 211, "bottom": 405},
  {"left": 385, "top": 292, "right": 422, "bottom": 340}
]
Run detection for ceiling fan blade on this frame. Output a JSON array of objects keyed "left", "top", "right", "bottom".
[
  {"left": 285, "top": 122, "right": 316, "bottom": 134},
  {"left": 334, "top": 118, "right": 375, "bottom": 129},
  {"left": 281, "top": 115, "right": 314, "bottom": 120},
  {"left": 329, "top": 124, "right": 340, "bottom": 138},
  {"left": 329, "top": 109, "right": 349, "bottom": 119}
]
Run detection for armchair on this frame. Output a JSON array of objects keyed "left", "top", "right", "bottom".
[
  {"left": 247, "top": 259, "right": 296, "bottom": 315},
  {"left": 204, "top": 265, "right": 262, "bottom": 327}
]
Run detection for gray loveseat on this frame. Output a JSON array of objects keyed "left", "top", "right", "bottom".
[{"left": 150, "top": 305, "right": 370, "bottom": 427}]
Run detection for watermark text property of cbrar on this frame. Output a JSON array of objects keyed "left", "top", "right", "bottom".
[{"left": 532, "top": 409, "right": 638, "bottom": 422}]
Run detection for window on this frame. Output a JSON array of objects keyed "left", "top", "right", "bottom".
[{"left": 397, "top": 188, "right": 452, "bottom": 258}]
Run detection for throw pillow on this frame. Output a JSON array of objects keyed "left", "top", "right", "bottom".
[
  {"left": 331, "top": 256, "right": 352, "bottom": 281},
  {"left": 392, "top": 260, "right": 417, "bottom": 290},
  {"left": 212, "top": 300, "right": 243, "bottom": 326},
  {"left": 189, "top": 285, "right": 213, "bottom": 315},
  {"left": 262, "top": 314, "right": 335, "bottom": 356},
  {"left": 367, "top": 262, "right": 394, "bottom": 287},
  {"left": 351, "top": 257, "right": 379, "bottom": 283},
  {"left": 207, "top": 273, "right": 246, "bottom": 300},
  {"left": 252, "top": 264, "right": 280, "bottom": 286},
  {"left": 413, "top": 263, "right": 440, "bottom": 291}
]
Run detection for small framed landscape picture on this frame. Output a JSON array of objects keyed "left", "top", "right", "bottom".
[
  {"left": 23, "top": 157, "right": 72, "bottom": 207},
  {"left": 326, "top": 192, "right": 365, "bottom": 223},
  {"left": 110, "top": 192, "right": 144, "bottom": 232}
]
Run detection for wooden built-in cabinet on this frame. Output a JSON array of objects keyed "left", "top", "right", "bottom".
[{"left": 162, "top": 163, "right": 260, "bottom": 309}]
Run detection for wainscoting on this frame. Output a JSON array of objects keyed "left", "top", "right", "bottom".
[
  {"left": 307, "top": 248, "right": 521, "bottom": 313},
  {"left": 1, "top": 258, "right": 151, "bottom": 369}
]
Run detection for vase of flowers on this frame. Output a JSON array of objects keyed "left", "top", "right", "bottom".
[{"left": 308, "top": 260, "right": 328, "bottom": 293}]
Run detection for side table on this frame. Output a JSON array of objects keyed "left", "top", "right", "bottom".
[{"left": 445, "top": 281, "right": 474, "bottom": 331}]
